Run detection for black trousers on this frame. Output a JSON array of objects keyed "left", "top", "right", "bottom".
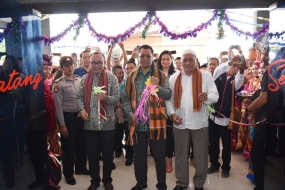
[
  {"left": 0, "top": 124, "right": 16, "bottom": 181},
  {"left": 84, "top": 130, "right": 115, "bottom": 184},
  {"left": 208, "top": 119, "right": 231, "bottom": 171},
  {"left": 251, "top": 123, "right": 267, "bottom": 190},
  {"left": 114, "top": 121, "right": 134, "bottom": 160},
  {"left": 26, "top": 129, "right": 47, "bottom": 181},
  {"left": 166, "top": 127, "right": 174, "bottom": 158},
  {"left": 134, "top": 131, "right": 167, "bottom": 190},
  {"left": 265, "top": 125, "right": 277, "bottom": 155},
  {"left": 279, "top": 107, "right": 285, "bottom": 157},
  {"left": 279, "top": 127, "right": 285, "bottom": 156},
  {"left": 61, "top": 112, "right": 86, "bottom": 178}
]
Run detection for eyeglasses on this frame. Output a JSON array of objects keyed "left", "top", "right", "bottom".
[
  {"left": 138, "top": 54, "right": 153, "bottom": 59},
  {"left": 91, "top": 61, "right": 103, "bottom": 66}
]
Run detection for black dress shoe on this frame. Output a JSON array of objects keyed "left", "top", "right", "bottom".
[
  {"left": 221, "top": 170, "right": 230, "bottom": 178},
  {"left": 131, "top": 184, "right": 147, "bottom": 190},
  {"left": 114, "top": 152, "right": 122, "bottom": 158},
  {"left": 125, "top": 159, "right": 133, "bottom": 166},
  {"left": 195, "top": 187, "right": 204, "bottom": 190},
  {"left": 87, "top": 183, "right": 100, "bottom": 190},
  {"left": 65, "top": 176, "right": 76, "bottom": 185},
  {"left": 173, "top": 185, "right": 187, "bottom": 190},
  {"left": 104, "top": 183, "right": 114, "bottom": 190},
  {"left": 28, "top": 179, "right": 45, "bottom": 189},
  {"left": 207, "top": 166, "right": 219, "bottom": 174},
  {"left": 75, "top": 169, "right": 90, "bottom": 175}
]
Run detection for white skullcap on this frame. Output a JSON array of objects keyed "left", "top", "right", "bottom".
[
  {"left": 222, "top": 55, "right": 229, "bottom": 59},
  {"left": 182, "top": 49, "right": 197, "bottom": 57}
]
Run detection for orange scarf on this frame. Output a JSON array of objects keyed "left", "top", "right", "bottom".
[
  {"left": 174, "top": 68, "right": 202, "bottom": 112},
  {"left": 125, "top": 64, "right": 167, "bottom": 145}
]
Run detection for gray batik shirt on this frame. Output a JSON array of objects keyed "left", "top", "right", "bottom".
[{"left": 77, "top": 72, "right": 120, "bottom": 131}]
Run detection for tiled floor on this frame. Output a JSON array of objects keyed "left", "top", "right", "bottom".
[{"left": 1, "top": 149, "right": 285, "bottom": 190}]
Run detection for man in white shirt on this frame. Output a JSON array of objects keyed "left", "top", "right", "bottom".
[
  {"left": 166, "top": 49, "right": 219, "bottom": 190},
  {"left": 208, "top": 55, "right": 245, "bottom": 178}
]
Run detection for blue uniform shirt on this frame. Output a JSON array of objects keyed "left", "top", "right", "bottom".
[{"left": 74, "top": 66, "right": 89, "bottom": 77}]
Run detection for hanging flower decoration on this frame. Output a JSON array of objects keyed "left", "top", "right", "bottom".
[
  {"left": 217, "top": 9, "right": 226, "bottom": 40},
  {"left": 73, "top": 13, "right": 87, "bottom": 41},
  {"left": 224, "top": 12, "right": 269, "bottom": 40},
  {"left": 141, "top": 11, "right": 155, "bottom": 39},
  {"left": 86, "top": 12, "right": 149, "bottom": 44}
]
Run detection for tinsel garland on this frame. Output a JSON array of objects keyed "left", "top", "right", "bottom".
[
  {"left": 153, "top": 9, "right": 219, "bottom": 40},
  {"left": 85, "top": 12, "right": 149, "bottom": 44},
  {"left": 141, "top": 11, "right": 155, "bottom": 39},
  {"left": 73, "top": 13, "right": 86, "bottom": 41},
  {"left": 35, "top": 14, "right": 85, "bottom": 45},
  {"left": 269, "top": 31, "right": 285, "bottom": 40},
  {"left": 1, "top": 10, "right": 285, "bottom": 45},
  {"left": 224, "top": 12, "right": 269, "bottom": 40},
  {"left": 0, "top": 17, "right": 24, "bottom": 44},
  {"left": 217, "top": 9, "right": 225, "bottom": 40}
]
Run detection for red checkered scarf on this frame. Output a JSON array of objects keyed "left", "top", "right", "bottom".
[{"left": 84, "top": 69, "right": 108, "bottom": 118}]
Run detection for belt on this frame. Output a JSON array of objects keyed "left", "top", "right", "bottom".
[{"left": 63, "top": 112, "right": 78, "bottom": 116}]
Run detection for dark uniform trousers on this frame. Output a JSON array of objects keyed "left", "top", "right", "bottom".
[
  {"left": 61, "top": 112, "right": 86, "bottom": 178},
  {"left": 251, "top": 123, "right": 267, "bottom": 190},
  {"left": 208, "top": 119, "right": 232, "bottom": 171},
  {"left": 26, "top": 129, "right": 47, "bottom": 181},
  {"left": 84, "top": 130, "right": 115, "bottom": 184},
  {"left": 114, "top": 121, "right": 134, "bottom": 159},
  {"left": 134, "top": 131, "right": 167, "bottom": 190}
]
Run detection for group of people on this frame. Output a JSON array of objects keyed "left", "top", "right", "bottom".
[{"left": 0, "top": 39, "right": 280, "bottom": 190}]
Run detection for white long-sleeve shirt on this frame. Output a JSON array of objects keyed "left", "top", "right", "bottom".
[
  {"left": 166, "top": 70, "right": 219, "bottom": 130},
  {"left": 213, "top": 61, "right": 244, "bottom": 91},
  {"left": 211, "top": 62, "right": 244, "bottom": 126}
]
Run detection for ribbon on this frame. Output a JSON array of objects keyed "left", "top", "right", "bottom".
[
  {"left": 207, "top": 104, "right": 285, "bottom": 127},
  {"left": 47, "top": 143, "right": 61, "bottom": 167},
  {"left": 0, "top": 114, "right": 14, "bottom": 120},
  {"left": 206, "top": 104, "right": 266, "bottom": 127},
  {"left": 133, "top": 78, "right": 167, "bottom": 125},
  {"left": 93, "top": 86, "right": 108, "bottom": 130}
]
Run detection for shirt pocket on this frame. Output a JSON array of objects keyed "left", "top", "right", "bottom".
[{"left": 63, "top": 86, "right": 74, "bottom": 94}]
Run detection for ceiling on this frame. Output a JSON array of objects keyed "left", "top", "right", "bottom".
[{"left": 15, "top": 0, "right": 277, "bottom": 14}]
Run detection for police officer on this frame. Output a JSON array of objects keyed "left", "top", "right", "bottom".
[{"left": 53, "top": 56, "right": 89, "bottom": 185}]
